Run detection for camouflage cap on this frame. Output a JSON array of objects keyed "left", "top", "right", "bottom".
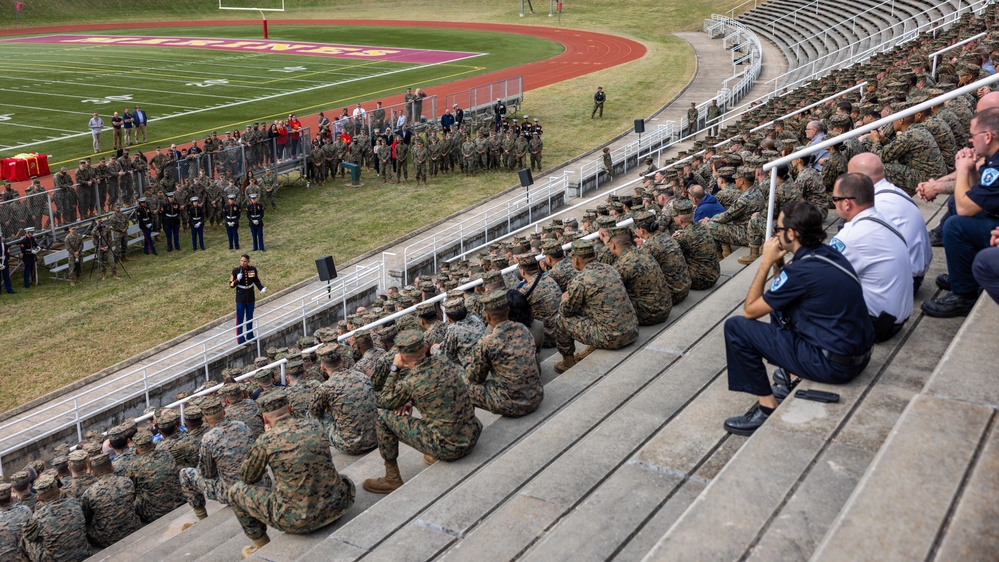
[
  {"left": 674, "top": 199, "right": 694, "bottom": 214},
  {"left": 415, "top": 301, "right": 437, "bottom": 317},
  {"left": 315, "top": 326, "right": 338, "bottom": 342},
  {"left": 491, "top": 256, "right": 509, "bottom": 269},
  {"left": 481, "top": 270, "right": 503, "bottom": 284},
  {"left": 51, "top": 455, "right": 69, "bottom": 471},
  {"left": 286, "top": 358, "right": 305, "bottom": 376},
  {"left": 254, "top": 368, "right": 274, "bottom": 382},
  {"left": 90, "top": 453, "right": 112, "bottom": 468},
  {"left": 480, "top": 290, "right": 510, "bottom": 312},
  {"left": 395, "top": 330, "right": 425, "bottom": 353},
  {"left": 33, "top": 473, "right": 58, "bottom": 494},
  {"left": 606, "top": 225, "right": 631, "bottom": 238},
  {"left": 254, "top": 356, "right": 270, "bottom": 368},
  {"left": 107, "top": 425, "right": 128, "bottom": 439},
  {"left": 258, "top": 391, "right": 289, "bottom": 413},
  {"left": 220, "top": 383, "right": 244, "bottom": 398},
  {"left": 633, "top": 210, "right": 656, "bottom": 226},
  {"left": 0, "top": 482, "right": 11, "bottom": 502},
  {"left": 132, "top": 430, "right": 154, "bottom": 448},
  {"left": 200, "top": 396, "right": 225, "bottom": 416},
  {"left": 515, "top": 254, "right": 538, "bottom": 268},
  {"left": 443, "top": 297, "right": 466, "bottom": 314},
  {"left": 717, "top": 166, "right": 736, "bottom": 177},
  {"left": 541, "top": 240, "right": 564, "bottom": 256},
  {"left": 317, "top": 343, "right": 340, "bottom": 363},
  {"left": 595, "top": 216, "right": 617, "bottom": 229},
  {"left": 185, "top": 406, "right": 204, "bottom": 420},
  {"left": 158, "top": 408, "right": 181, "bottom": 427},
  {"left": 9, "top": 471, "right": 31, "bottom": 489},
  {"left": 67, "top": 450, "right": 89, "bottom": 467},
  {"left": 297, "top": 336, "right": 316, "bottom": 348},
  {"left": 571, "top": 239, "right": 596, "bottom": 258},
  {"left": 352, "top": 329, "right": 373, "bottom": 345}
]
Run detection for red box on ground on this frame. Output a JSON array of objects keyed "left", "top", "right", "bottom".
[{"left": 1, "top": 154, "right": 50, "bottom": 181}]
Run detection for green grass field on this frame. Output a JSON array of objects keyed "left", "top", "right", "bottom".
[
  {"left": 0, "top": 0, "right": 742, "bottom": 414},
  {"left": 0, "top": 25, "right": 561, "bottom": 163}
]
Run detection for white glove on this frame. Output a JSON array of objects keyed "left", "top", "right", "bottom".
[
  {"left": 260, "top": 286, "right": 267, "bottom": 294},
  {"left": 0, "top": 263, "right": 5, "bottom": 271},
  {"left": 236, "top": 272, "right": 243, "bottom": 281},
  {"left": 32, "top": 248, "right": 40, "bottom": 255},
  {"left": 194, "top": 222, "right": 202, "bottom": 228}
]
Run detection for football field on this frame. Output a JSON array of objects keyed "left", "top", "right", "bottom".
[{"left": 0, "top": 24, "right": 561, "bottom": 162}]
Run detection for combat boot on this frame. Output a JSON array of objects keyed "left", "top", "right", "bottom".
[
  {"left": 181, "top": 508, "right": 208, "bottom": 531},
  {"left": 424, "top": 454, "right": 437, "bottom": 465},
  {"left": 363, "top": 461, "right": 404, "bottom": 494},
  {"left": 738, "top": 244, "right": 761, "bottom": 265},
  {"left": 574, "top": 345, "right": 598, "bottom": 362},
  {"left": 720, "top": 244, "right": 733, "bottom": 259},
  {"left": 241, "top": 534, "right": 270, "bottom": 559},
  {"left": 554, "top": 354, "right": 577, "bottom": 374}
]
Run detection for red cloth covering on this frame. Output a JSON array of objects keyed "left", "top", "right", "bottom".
[{"left": 1, "top": 153, "right": 49, "bottom": 182}]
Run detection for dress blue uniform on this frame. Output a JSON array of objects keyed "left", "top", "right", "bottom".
[
  {"left": 231, "top": 263, "right": 264, "bottom": 345},
  {"left": 942, "top": 151, "right": 999, "bottom": 297},
  {"left": 725, "top": 244, "right": 874, "bottom": 397}
]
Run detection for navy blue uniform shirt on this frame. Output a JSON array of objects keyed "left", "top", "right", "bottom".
[{"left": 969, "top": 151, "right": 999, "bottom": 215}]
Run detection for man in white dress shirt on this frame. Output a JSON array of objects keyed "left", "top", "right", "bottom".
[
  {"left": 830, "top": 172, "right": 913, "bottom": 343},
  {"left": 848, "top": 153, "right": 932, "bottom": 293}
]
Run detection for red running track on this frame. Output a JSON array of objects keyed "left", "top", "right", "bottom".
[{"left": 1, "top": 20, "right": 645, "bottom": 192}]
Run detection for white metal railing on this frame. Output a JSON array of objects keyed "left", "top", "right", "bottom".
[
  {"left": 0, "top": 260, "right": 382, "bottom": 475},
  {"left": 577, "top": 122, "right": 676, "bottom": 192},
  {"left": 782, "top": 0, "right": 896, "bottom": 54},
  {"left": 765, "top": 0, "right": 825, "bottom": 35},
  {"left": 767, "top": 0, "right": 985, "bottom": 89},
  {"left": 931, "top": 31, "right": 988, "bottom": 78},
  {"left": 400, "top": 174, "right": 571, "bottom": 283},
  {"left": 760, "top": 71, "right": 999, "bottom": 240},
  {"left": 727, "top": 0, "right": 762, "bottom": 19}
]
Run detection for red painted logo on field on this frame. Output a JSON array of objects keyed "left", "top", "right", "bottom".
[{"left": 3, "top": 34, "right": 480, "bottom": 64}]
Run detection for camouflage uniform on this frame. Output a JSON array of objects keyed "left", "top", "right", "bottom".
[
  {"left": 228, "top": 415, "right": 355, "bottom": 540},
  {"left": 125, "top": 447, "right": 182, "bottom": 523},
  {"left": 674, "top": 221, "right": 720, "bottom": 290},
  {"left": 519, "top": 273, "right": 562, "bottom": 347},
  {"left": 422, "top": 319, "right": 449, "bottom": 350},
  {"left": 374, "top": 354, "right": 482, "bottom": 462},
  {"left": 64, "top": 231, "right": 84, "bottom": 284},
  {"left": 715, "top": 186, "right": 742, "bottom": 210},
  {"left": 61, "top": 473, "right": 95, "bottom": 501},
  {"left": 707, "top": 184, "right": 766, "bottom": 247},
  {"left": 355, "top": 346, "right": 388, "bottom": 377},
  {"left": 226, "top": 398, "right": 265, "bottom": 440},
  {"left": 919, "top": 117, "right": 957, "bottom": 174},
  {"left": 439, "top": 315, "right": 487, "bottom": 371},
  {"left": 179, "top": 418, "right": 255, "bottom": 511},
  {"left": 80, "top": 473, "right": 142, "bottom": 547},
  {"left": 159, "top": 431, "right": 198, "bottom": 469},
  {"left": 794, "top": 166, "right": 830, "bottom": 219},
  {"left": 465, "top": 320, "right": 544, "bottom": 417},
  {"left": 870, "top": 126, "right": 945, "bottom": 195},
  {"left": 310, "top": 366, "right": 378, "bottom": 455},
  {"left": 821, "top": 150, "right": 849, "bottom": 194},
  {"left": 110, "top": 448, "right": 135, "bottom": 478},
  {"left": 614, "top": 245, "right": 672, "bottom": 326},
  {"left": 642, "top": 232, "right": 691, "bottom": 304},
  {"left": 548, "top": 256, "right": 579, "bottom": 292},
  {"left": 747, "top": 179, "right": 802, "bottom": 246},
  {"left": 283, "top": 380, "right": 320, "bottom": 419},
  {"left": 0, "top": 488, "right": 31, "bottom": 561},
  {"left": 21, "top": 496, "right": 90, "bottom": 562},
  {"left": 555, "top": 260, "right": 639, "bottom": 356}
]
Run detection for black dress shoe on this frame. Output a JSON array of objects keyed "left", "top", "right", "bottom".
[
  {"left": 928, "top": 229, "right": 943, "bottom": 247},
  {"left": 922, "top": 292, "right": 977, "bottom": 318},
  {"left": 936, "top": 274, "right": 950, "bottom": 291},
  {"left": 724, "top": 403, "right": 770, "bottom": 436}
]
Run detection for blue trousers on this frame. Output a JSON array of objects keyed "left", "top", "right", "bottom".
[
  {"left": 226, "top": 227, "right": 240, "bottom": 250},
  {"left": 164, "top": 224, "right": 180, "bottom": 251},
  {"left": 140, "top": 228, "right": 157, "bottom": 254},
  {"left": 930, "top": 195, "right": 956, "bottom": 236},
  {"left": 724, "top": 316, "right": 866, "bottom": 396},
  {"left": 942, "top": 213, "right": 999, "bottom": 296},
  {"left": 191, "top": 225, "right": 204, "bottom": 250},
  {"left": 973, "top": 246, "right": 999, "bottom": 305},
  {"left": 22, "top": 261, "right": 35, "bottom": 288},
  {"left": 236, "top": 301, "right": 255, "bottom": 344},
  {"left": 1, "top": 267, "right": 13, "bottom": 293},
  {"left": 250, "top": 225, "right": 264, "bottom": 251}
]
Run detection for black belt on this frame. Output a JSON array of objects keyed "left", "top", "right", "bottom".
[
  {"left": 985, "top": 210, "right": 999, "bottom": 221},
  {"left": 822, "top": 348, "right": 871, "bottom": 367}
]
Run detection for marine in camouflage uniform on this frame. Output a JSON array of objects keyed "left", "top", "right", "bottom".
[
  {"left": 413, "top": 139, "right": 429, "bottom": 185},
  {"left": 79, "top": 454, "right": 142, "bottom": 547},
  {"left": 228, "top": 393, "right": 355, "bottom": 556},
  {"left": 20, "top": 474, "right": 90, "bottom": 562},
  {"left": 707, "top": 170, "right": 766, "bottom": 249},
  {"left": 542, "top": 241, "right": 578, "bottom": 292},
  {"left": 124, "top": 430, "right": 182, "bottom": 523},
  {"left": 634, "top": 211, "right": 690, "bottom": 305},
  {"left": 868, "top": 113, "right": 945, "bottom": 195},
  {"left": 915, "top": 109, "right": 957, "bottom": 174},
  {"left": 465, "top": 291, "right": 544, "bottom": 417},
  {"left": 608, "top": 227, "right": 672, "bottom": 326},
  {"left": 156, "top": 409, "right": 198, "bottom": 469},
  {"left": 438, "top": 298, "right": 487, "bottom": 371},
  {"left": 747, "top": 171, "right": 802, "bottom": 247},
  {"left": 221, "top": 385, "right": 265, "bottom": 439},
  {"left": 673, "top": 208, "right": 721, "bottom": 291},
  {"left": 179, "top": 398, "right": 255, "bottom": 518},
  {"left": 282, "top": 365, "right": 321, "bottom": 419},
  {"left": 310, "top": 346, "right": 378, "bottom": 455},
  {"left": 416, "top": 302, "right": 449, "bottom": 349},
  {"left": 516, "top": 256, "right": 563, "bottom": 348},
  {"left": 363, "top": 331, "right": 482, "bottom": 494},
  {"left": 53, "top": 168, "right": 74, "bottom": 225},
  {"left": 0, "top": 482, "right": 32, "bottom": 561},
  {"left": 554, "top": 239, "right": 639, "bottom": 372},
  {"left": 794, "top": 162, "right": 830, "bottom": 219},
  {"left": 61, "top": 452, "right": 95, "bottom": 501}
]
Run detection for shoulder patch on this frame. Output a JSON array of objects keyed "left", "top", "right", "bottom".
[
  {"left": 829, "top": 237, "right": 846, "bottom": 252},
  {"left": 982, "top": 167, "right": 999, "bottom": 187},
  {"left": 770, "top": 270, "right": 788, "bottom": 291}
]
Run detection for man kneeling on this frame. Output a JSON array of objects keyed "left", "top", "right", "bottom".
[
  {"left": 465, "top": 290, "right": 544, "bottom": 417},
  {"left": 364, "top": 330, "right": 482, "bottom": 494},
  {"left": 228, "top": 392, "right": 355, "bottom": 558},
  {"left": 723, "top": 201, "right": 874, "bottom": 435}
]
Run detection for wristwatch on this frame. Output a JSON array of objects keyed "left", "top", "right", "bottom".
[{"left": 390, "top": 365, "right": 398, "bottom": 373}]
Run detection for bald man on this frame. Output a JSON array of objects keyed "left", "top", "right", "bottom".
[
  {"left": 849, "top": 153, "right": 933, "bottom": 293},
  {"left": 917, "top": 91, "right": 999, "bottom": 245}
]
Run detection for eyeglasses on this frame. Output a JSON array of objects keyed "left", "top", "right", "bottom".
[
  {"left": 831, "top": 196, "right": 856, "bottom": 202},
  {"left": 772, "top": 226, "right": 789, "bottom": 233},
  {"left": 970, "top": 131, "right": 990, "bottom": 138}
]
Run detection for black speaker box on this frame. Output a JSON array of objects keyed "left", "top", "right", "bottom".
[{"left": 316, "top": 256, "right": 337, "bottom": 281}]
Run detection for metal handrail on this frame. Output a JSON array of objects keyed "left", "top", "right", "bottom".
[
  {"left": 931, "top": 31, "right": 988, "bottom": 78},
  {"left": 782, "top": 0, "right": 896, "bottom": 52},
  {"left": 727, "top": 0, "right": 761, "bottom": 19},
  {"left": 766, "top": 0, "right": 824, "bottom": 33},
  {"left": 760, "top": 72, "right": 999, "bottom": 240}
]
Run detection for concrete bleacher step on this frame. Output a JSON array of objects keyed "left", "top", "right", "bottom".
[
  {"left": 290, "top": 255, "right": 756, "bottom": 562},
  {"left": 84, "top": 500, "right": 225, "bottom": 562},
  {"left": 811, "top": 297, "right": 999, "bottom": 562}
]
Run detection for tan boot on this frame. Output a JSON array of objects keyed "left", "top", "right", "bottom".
[
  {"left": 720, "top": 244, "right": 733, "bottom": 259},
  {"left": 241, "top": 534, "right": 270, "bottom": 559},
  {"left": 574, "top": 345, "right": 598, "bottom": 362},
  {"left": 424, "top": 454, "right": 437, "bottom": 465},
  {"left": 554, "top": 354, "right": 577, "bottom": 374},
  {"left": 362, "top": 461, "right": 404, "bottom": 494},
  {"left": 738, "top": 244, "right": 761, "bottom": 265},
  {"left": 182, "top": 508, "right": 208, "bottom": 531}
]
